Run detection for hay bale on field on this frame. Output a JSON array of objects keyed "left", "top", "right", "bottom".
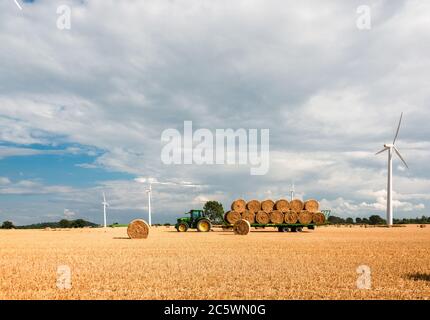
[
  {"left": 304, "top": 199, "right": 319, "bottom": 213},
  {"left": 241, "top": 210, "right": 256, "bottom": 224},
  {"left": 127, "top": 219, "right": 150, "bottom": 239},
  {"left": 270, "top": 210, "right": 284, "bottom": 224},
  {"left": 246, "top": 200, "right": 261, "bottom": 213},
  {"left": 284, "top": 211, "right": 298, "bottom": 224},
  {"left": 231, "top": 199, "right": 246, "bottom": 213},
  {"left": 225, "top": 211, "right": 242, "bottom": 224},
  {"left": 298, "top": 210, "right": 313, "bottom": 225},
  {"left": 290, "top": 199, "right": 304, "bottom": 212},
  {"left": 420, "top": 224, "right": 426, "bottom": 228},
  {"left": 44, "top": 227, "right": 52, "bottom": 231},
  {"left": 275, "top": 199, "right": 290, "bottom": 212},
  {"left": 261, "top": 200, "right": 275, "bottom": 213},
  {"left": 312, "top": 212, "right": 326, "bottom": 225},
  {"left": 233, "top": 219, "right": 251, "bottom": 235},
  {"left": 256, "top": 210, "right": 270, "bottom": 224}
]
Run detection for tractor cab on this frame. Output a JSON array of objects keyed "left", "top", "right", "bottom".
[
  {"left": 190, "top": 209, "right": 204, "bottom": 221},
  {"left": 175, "top": 209, "right": 212, "bottom": 232}
]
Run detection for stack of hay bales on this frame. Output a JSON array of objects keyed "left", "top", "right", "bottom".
[{"left": 225, "top": 199, "right": 326, "bottom": 225}]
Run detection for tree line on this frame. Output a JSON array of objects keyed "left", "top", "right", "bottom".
[
  {"left": 1, "top": 219, "right": 98, "bottom": 229},
  {"left": 328, "top": 215, "right": 430, "bottom": 225}
]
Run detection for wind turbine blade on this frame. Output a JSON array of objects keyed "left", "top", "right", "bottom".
[
  {"left": 393, "top": 112, "right": 403, "bottom": 144},
  {"left": 375, "top": 147, "right": 389, "bottom": 155},
  {"left": 394, "top": 146, "right": 409, "bottom": 169}
]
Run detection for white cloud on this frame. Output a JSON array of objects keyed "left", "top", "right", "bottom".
[
  {"left": 0, "top": 177, "right": 11, "bottom": 185},
  {"left": 64, "top": 209, "right": 76, "bottom": 217},
  {"left": 0, "top": 179, "right": 75, "bottom": 195}
]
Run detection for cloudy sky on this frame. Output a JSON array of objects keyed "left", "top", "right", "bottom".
[{"left": 0, "top": 0, "right": 429, "bottom": 225}]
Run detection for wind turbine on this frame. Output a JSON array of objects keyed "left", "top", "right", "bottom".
[
  {"left": 146, "top": 183, "right": 152, "bottom": 226},
  {"left": 290, "top": 182, "right": 295, "bottom": 201},
  {"left": 102, "top": 192, "right": 109, "bottom": 228},
  {"left": 375, "top": 112, "right": 408, "bottom": 226}
]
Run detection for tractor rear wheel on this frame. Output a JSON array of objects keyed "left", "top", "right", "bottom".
[
  {"left": 176, "top": 222, "right": 189, "bottom": 232},
  {"left": 196, "top": 219, "right": 212, "bottom": 232}
]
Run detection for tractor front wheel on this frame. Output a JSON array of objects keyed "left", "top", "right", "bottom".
[
  {"left": 196, "top": 219, "right": 212, "bottom": 232},
  {"left": 176, "top": 222, "right": 189, "bottom": 232}
]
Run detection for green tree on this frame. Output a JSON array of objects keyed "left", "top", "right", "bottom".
[
  {"left": 327, "top": 216, "right": 345, "bottom": 224},
  {"left": 71, "top": 219, "right": 86, "bottom": 228},
  {"left": 203, "top": 201, "right": 224, "bottom": 224},
  {"left": 369, "top": 215, "right": 385, "bottom": 225},
  {"left": 59, "top": 219, "right": 71, "bottom": 228},
  {"left": 346, "top": 217, "right": 354, "bottom": 224},
  {"left": 1, "top": 221, "right": 15, "bottom": 229},
  {"left": 355, "top": 217, "right": 362, "bottom": 224}
]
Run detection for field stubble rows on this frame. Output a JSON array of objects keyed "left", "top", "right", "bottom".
[{"left": 0, "top": 225, "right": 429, "bottom": 299}]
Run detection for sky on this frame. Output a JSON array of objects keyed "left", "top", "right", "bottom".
[{"left": 0, "top": 0, "right": 429, "bottom": 225}]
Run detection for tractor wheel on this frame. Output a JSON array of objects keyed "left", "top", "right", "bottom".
[
  {"left": 196, "top": 219, "right": 212, "bottom": 232},
  {"left": 176, "top": 222, "right": 189, "bottom": 232},
  {"left": 280, "top": 226, "right": 289, "bottom": 232}
]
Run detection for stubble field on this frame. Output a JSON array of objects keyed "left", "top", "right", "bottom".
[{"left": 0, "top": 225, "right": 429, "bottom": 300}]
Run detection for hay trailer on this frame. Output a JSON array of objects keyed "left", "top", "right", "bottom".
[
  {"left": 227, "top": 199, "right": 329, "bottom": 235},
  {"left": 228, "top": 219, "right": 316, "bottom": 235},
  {"left": 175, "top": 209, "right": 212, "bottom": 232}
]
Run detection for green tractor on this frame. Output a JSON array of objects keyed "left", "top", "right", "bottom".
[{"left": 175, "top": 209, "right": 212, "bottom": 232}]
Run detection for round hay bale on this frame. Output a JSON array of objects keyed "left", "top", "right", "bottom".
[
  {"left": 233, "top": 219, "right": 251, "bottom": 235},
  {"left": 304, "top": 199, "right": 319, "bottom": 213},
  {"left": 225, "top": 210, "right": 242, "bottom": 224},
  {"left": 255, "top": 210, "right": 270, "bottom": 224},
  {"left": 231, "top": 199, "right": 246, "bottom": 213},
  {"left": 312, "top": 212, "right": 326, "bottom": 225},
  {"left": 246, "top": 200, "right": 261, "bottom": 213},
  {"left": 298, "top": 210, "right": 313, "bottom": 225},
  {"left": 270, "top": 210, "right": 284, "bottom": 224},
  {"left": 44, "top": 227, "right": 52, "bottom": 231},
  {"left": 284, "top": 211, "right": 298, "bottom": 224},
  {"left": 127, "top": 219, "right": 150, "bottom": 239},
  {"left": 241, "top": 210, "right": 256, "bottom": 224},
  {"left": 275, "top": 199, "right": 290, "bottom": 212},
  {"left": 261, "top": 200, "right": 275, "bottom": 213},
  {"left": 290, "top": 199, "right": 304, "bottom": 212}
]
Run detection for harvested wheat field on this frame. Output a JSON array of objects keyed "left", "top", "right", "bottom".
[{"left": 0, "top": 225, "right": 429, "bottom": 300}]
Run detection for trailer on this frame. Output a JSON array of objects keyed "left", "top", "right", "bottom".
[{"left": 224, "top": 219, "right": 316, "bottom": 235}]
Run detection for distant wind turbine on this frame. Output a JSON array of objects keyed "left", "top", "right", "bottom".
[
  {"left": 102, "top": 192, "right": 109, "bottom": 228},
  {"left": 290, "top": 182, "right": 295, "bottom": 201},
  {"left": 375, "top": 112, "right": 409, "bottom": 226},
  {"left": 146, "top": 183, "right": 152, "bottom": 226}
]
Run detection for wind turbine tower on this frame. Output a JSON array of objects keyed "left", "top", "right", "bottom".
[
  {"left": 290, "top": 183, "right": 295, "bottom": 201},
  {"left": 146, "top": 183, "right": 152, "bottom": 226},
  {"left": 102, "top": 192, "right": 109, "bottom": 228}
]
